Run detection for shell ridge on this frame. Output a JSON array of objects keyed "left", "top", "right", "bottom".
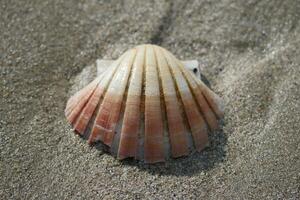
[
  {"left": 90, "top": 49, "right": 137, "bottom": 146},
  {"left": 170, "top": 52, "right": 211, "bottom": 149},
  {"left": 72, "top": 84, "right": 101, "bottom": 134},
  {"left": 186, "top": 62, "right": 224, "bottom": 118},
  {"left": 65, "top": 58, "right": 118, "bottom": 117},
  {"left": 65, "top": 76, "right": 101, "bottom": 117},
  {"left": 102, "top": 49, "right": 137, "bottom": 146},
  {"left": 72, "top": 72, "right": 111, "bottom": 134},
  {"left": 110, "top": 48, "right": 140, "bottom": 155},
  {"left": 117, "top": 45, "right": 145, "bottom": 160},
  {"left": 88, "top": 52, "right": 130, "bottom": 144},
  {"left": 158, "top": 47, "right": 195, "bottom": 152},
  {"left": 153, "top": 46, "right": 171, "bottom": 160},
  {"left": 183, "top": 64, "right": 224, "bottom": 119},
  {"left": 144, "top": 45, "right": 165, "bottom": 163},
  {"left": 82, "top": 71, "right": 121, "bottom": 138},
  {"left": 161, "top": 48, "right": 208, "bottom": 151},
  {"left": 65, "top": 77, "right": 101, "bottom": 125},
  {"left": 199, "top": 84, "right": 224, "bottom": 119},
  {"left": 173, "top": 57, "right": 219, "bottom": 131},
  {"left": 154, "top": 46, "right": 189, "bottom": 158},
  {"left": 137, "top": 46, "right": 147, "bottom": 161}
]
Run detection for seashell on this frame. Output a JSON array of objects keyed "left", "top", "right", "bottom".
[{"left": 65, "top": 44, "right": 224, "bottom": 163}]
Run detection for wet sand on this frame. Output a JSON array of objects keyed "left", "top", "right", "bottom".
[{"left": 1, "top": 0, "right": 299, "bottom": 199}]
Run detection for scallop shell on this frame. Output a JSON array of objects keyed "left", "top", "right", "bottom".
[{"left": 65, "top": 44, "right": 224, "bottom": 163}]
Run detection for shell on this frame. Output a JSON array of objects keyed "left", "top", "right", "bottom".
[{"left": 65, "top": 44, "right": 224, "bottom": 163}]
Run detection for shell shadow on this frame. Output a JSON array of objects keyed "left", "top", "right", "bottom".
[{"left": 201, "top": 74, "right": 211, "bottom": 89}]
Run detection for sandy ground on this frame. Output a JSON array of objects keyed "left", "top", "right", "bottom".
[{"left": 1, "top": 0, "right": 299, "bottom": 199}]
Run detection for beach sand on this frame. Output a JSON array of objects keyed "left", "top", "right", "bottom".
[{"left": 1, "top": 0, "right": 299, "bottom": 199}]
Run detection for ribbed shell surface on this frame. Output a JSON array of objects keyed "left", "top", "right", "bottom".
[{"left": 65, "top": 44, "right": 224, "bottom": 163}]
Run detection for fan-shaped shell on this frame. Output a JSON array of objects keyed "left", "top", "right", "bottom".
[{"left": 65, "top": 44, "right": 224, "bottom": 163}]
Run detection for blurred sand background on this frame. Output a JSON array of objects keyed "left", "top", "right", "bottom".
[{"left": 1, "top": 0, "right": 299, "bottom": 199}]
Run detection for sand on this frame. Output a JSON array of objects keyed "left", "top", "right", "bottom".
[{"left": 1, "top": 0, "right": 299, "bottom": 199}]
